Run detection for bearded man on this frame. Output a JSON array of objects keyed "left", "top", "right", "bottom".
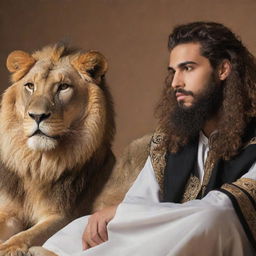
[{"left": 43, "top": 22, "right": 256, "bottom": 256}]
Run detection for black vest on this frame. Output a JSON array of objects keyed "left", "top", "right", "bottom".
[{"left": 163, "top": 125, "right": 256, "bottom": 203}]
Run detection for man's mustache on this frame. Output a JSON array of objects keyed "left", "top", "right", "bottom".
[{"left": 174, "top": 88, "right": 194, "bottom": 96}]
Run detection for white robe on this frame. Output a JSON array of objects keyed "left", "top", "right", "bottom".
[{"left": 43, "top": 133, "right": 256, "bottom": 256}]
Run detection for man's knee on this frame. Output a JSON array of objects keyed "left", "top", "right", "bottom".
[{"left": 197, "top": 206, "right": 240, "bottom": 236}]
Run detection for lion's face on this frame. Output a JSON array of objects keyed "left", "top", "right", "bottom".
[
  {"left": 4, "top": 45, "right": 108, "bottom": 152},
  {"left": 16, "top": 58, "right": 89, "bottom": 151}
]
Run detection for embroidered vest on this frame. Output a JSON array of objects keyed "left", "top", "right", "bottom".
[{"left": 149, "top": 125, "right": 256, "bottom": 203}]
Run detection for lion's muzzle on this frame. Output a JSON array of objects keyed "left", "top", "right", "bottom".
[{"left": 28, "top": 112, "right": 51, "bottom": 125}]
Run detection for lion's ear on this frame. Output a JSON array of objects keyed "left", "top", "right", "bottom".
[
  {"left": 6, "top": 50, "right": 35, "bottom": 82},
  {"left": 72, "top": 51, "right": 108, "bottom": 82}
]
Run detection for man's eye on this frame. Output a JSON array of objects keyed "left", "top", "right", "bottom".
[
  {"left": 58, "top": 83, "right": 70, "bottom": 91},
  {"left": 24, "top": 83, "right": 34, "bottom": 92},
  {"left": 169, "top": 70, "right": 175, "bottom": 76},
  {"left": 185, "top": 66, "right": 193, "bottom": 71}
]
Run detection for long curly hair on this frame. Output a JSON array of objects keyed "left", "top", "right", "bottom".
[{"left": 156, "top": 22, "right": 256, "bottom": 160}]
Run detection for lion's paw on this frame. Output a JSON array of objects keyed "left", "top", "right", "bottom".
[
  {"left": 29, "top": 247, "right": 58, "bottom": 256},
  {"left": 0, "top": 242, "right": 30, "bottom": 256}
]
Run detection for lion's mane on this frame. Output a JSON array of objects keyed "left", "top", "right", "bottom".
[{"left": 0, "top": 44, "right": 115, "bottom": 217}]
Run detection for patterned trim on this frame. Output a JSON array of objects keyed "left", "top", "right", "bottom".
[
  {"left": 149, "top": 129, "right": 217, "bottom": 201},
  {"left": 233, "top": 178, "right": 256, "bottom": 202},
  {"left": 181, "top": 175, "right": 200, "bottom": 203},
  {"left": 200, "top": 150, "right": 216, "bottom": 197},
  {"left": 242, "top": 136, "right": 256, "bottom": 149},
  {"left": 220, "top": 179, "right": 256, "bottom": 249},
  {"left": 149, "top": 131, "right": 167, "bottom": 196},
  {"left": 182, "top": 150, "right": 217, "bottom": 202},
  {"left": 149, "top": 130, "right": 256, "bottom": 203}
]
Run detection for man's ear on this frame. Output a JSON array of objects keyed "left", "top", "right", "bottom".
[
  {"left": 218, "top": 59, "right": 232, "bottom": 81},
  {"left": 71, "top": 51, "right": 108, "bottom": 83}
]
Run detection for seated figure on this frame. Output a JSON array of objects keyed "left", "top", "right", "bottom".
[{"left": 43, "top": 22, "right": 256, "bottom": 256}]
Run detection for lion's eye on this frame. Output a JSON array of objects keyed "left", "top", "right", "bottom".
[
  {"left": 58, "top": 83, "right": 70, "bottom": 91},
  {"left": 24, "top": 83, "right": 34, "bottom": 92}
]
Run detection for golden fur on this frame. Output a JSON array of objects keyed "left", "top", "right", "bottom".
[
  {"left": 0, "top": 44, "right": 116, "bottom": 256},
  {"left": 94, "top": 134, "right": 151, "bottom": 208}
]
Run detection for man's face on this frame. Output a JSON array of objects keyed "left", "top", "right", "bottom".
[{"left": 168, "top": 42, "right": 215, "bottom": 108}]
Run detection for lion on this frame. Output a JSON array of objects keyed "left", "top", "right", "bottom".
[
  {"left": 0, "top": 44, "right": 117, "bottom": 256},
  {"left": 93, "top": 133, "right": 152, "bottom": 207}
]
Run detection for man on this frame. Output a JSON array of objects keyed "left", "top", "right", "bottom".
[{"left": 43, "top": 22, "right": 256, "bottom": 255}]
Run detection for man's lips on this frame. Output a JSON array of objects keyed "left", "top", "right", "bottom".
[{"left": 175, "top": 92, "right": 187, "bottom": 101}]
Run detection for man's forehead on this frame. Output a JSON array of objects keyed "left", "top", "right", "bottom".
[{"left": 169, "top": 42, "right": 206, "bottom": 67}]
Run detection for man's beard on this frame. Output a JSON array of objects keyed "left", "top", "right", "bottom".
[{"left": 170, "top": 76, "right": 223, "bottom": 140}]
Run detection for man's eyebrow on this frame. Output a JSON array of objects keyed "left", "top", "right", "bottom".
[
  {"left": 178, "top": 61, "right": 197, "bottom": 68},
  {"left": 168, "top": 61, "right": 197, "bottom": 71}
]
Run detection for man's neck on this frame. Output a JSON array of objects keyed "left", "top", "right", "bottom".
[{"left": 202, "top": 114, "right": 220, "bottom": 138}]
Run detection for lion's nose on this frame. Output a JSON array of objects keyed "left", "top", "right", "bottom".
[{"left": 28, "top": 112, "right": 51, "bottom": 124}]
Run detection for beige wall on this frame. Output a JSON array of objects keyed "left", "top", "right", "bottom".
[{"left": 1, "top": 0, "right": 256, "bottom": 155}]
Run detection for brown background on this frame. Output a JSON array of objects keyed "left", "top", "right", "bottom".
[{"left": 1, "top": 0, "right": 256, "bottom": 155}]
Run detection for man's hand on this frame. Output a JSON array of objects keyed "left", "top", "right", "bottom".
[{"left": 82, "top": 205, "right": 118, "bottom": 250}]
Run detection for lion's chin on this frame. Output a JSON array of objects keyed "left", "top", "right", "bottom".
[{"left": 27, "top": 134, "right": 58, "bottom": 151}]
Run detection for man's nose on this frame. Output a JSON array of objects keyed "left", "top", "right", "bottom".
[{"left": 171, "top": 72, "right": 184, "bottom": 89}]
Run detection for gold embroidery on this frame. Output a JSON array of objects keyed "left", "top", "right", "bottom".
[
  {"left": 222, "top": 183, "right": 256, "bottom": 241},
  {"left": 242, "top": 136, "right": 256, "bottom": 149},
  {"left": 149, "top": 129, "right": 217, "bottom": 200},
  {"left": 181, "top": 149, "right": 218, "bottom": 201},
  {"left": 233, "top": 178, "right": 256, "bottom": 201},
  {"left": 149, "top": 130, "right": 167, "bottom": 196},
  {"left": 181, "top": 175, "right": 200, "bottom": 203},
  {"left": 200, "top": 150, "right": 216, "bottom": 196}
]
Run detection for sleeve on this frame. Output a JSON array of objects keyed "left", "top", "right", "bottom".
[
  {"left": 122, "top": 156, "right": 161, "bottom": 204},
  {"left": 122, "top": 155, "right": 256, "bottom": 250},
  {"left": 217, "top": 162, "right": 256, "bottom": 250}
]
